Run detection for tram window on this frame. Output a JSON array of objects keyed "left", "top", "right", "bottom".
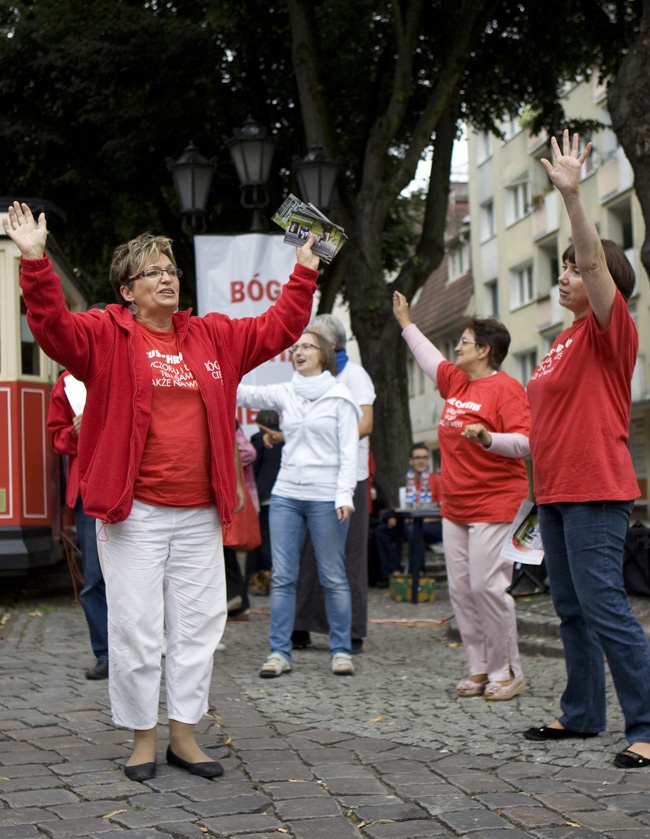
[{"left": 20, "top": 296, "right": 40, "bottom": 376}]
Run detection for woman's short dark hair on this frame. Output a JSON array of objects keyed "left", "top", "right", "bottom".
[
  {"left": 465, "top": 318, "right": 511, "bottom": 370},
  {"left": 562, "top": 239, "right": 635, "bottom": 301},
  {"left": 294, "top": 331, "right": 337, "bottom": 376},
  {"left": 256, "top": 410, "right": 280, "bottom": 428},
  {"left": 109, "top": 232, "right": 176, "bottom": 306}
]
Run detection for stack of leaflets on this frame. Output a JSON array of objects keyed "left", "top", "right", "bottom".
[{"left": 272, "top": 194, "right": 347, "bottom": 264}]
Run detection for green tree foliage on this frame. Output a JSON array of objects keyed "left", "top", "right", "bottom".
[{"left": 0, "top": 0, "right": 640, "bottom": 497}]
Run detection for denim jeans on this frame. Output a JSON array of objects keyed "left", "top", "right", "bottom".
[
  {"left": 374, "top": 519, "right": 443, "bottom": 581},
  {"left": 75, "top": 495, "right": 108, "bottom": 661},
  {"left": 269, "top": 495, "right": 351, "bottom": 659},
  {"left": 539, "top": 500, "right": 650, "bottom": 743}
]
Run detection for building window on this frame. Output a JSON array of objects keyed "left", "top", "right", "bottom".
[
  {"left": 510, "top": 264, "right": 535, "bottom": 308},
  {"left": 484, "top": 279, "right": 499, "bottom": 317},
  {"left": 501, "top": 114, "right": 521, "bottom": 142},
  {"left": 505, "top": 179, "right": 530, "bottom": 226},
  {"left": 448, "top": 241, "right": 470, "bottom": 281},
  {"left": 480, "top": 200, "right": 496, "bottom": 242},
  {"left": 514, "top": 350, "right": 538, "bottom": 385},
  {"left": 476, "top": 130, "right": 493, "bottom": 164}
]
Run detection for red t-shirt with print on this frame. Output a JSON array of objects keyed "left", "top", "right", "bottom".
[
  {"left": 528, "top": 291, "right": 639, "bottom": 504},
  {"left": 436, "top": 363, "right": 530, "bottom": 524},
  {"left": 133, "top": 322, "right": 214, "bottom": 508}
]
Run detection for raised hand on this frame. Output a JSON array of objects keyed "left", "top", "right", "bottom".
[
  {"left": 2, "top": 202, "right": 47, "bottom": 259},
  {"left": 392, "top": 290, "right": 412, "bottom": 329},
  {"left": 295, "top": 233, "right": 320, "bottom": 271},
  {"left": 540, "top": 129, "right": 591, "bottom": 196}
]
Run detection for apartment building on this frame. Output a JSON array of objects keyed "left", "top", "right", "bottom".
[{"left": 408, "top": 76, "right": 650, "bottom": 507}]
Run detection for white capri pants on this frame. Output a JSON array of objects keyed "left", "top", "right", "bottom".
[
  {"left": 443, "top": 519, "right": 522, "bottom": 682},
  {"left": 99, "top": 500, "right": 226, "bottom": 729}
]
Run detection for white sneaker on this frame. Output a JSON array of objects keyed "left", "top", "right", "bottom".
[{"left": 331, "top": 652, "right": 354, "bottom": 676}]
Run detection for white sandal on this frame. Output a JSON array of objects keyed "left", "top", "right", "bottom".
[
  {"left": 484, "top": 673, "right": 526, "bottom": 701},
  {"left": 259, "top": 652, "right": 291, "bottom": 678},
  {"left": 331, "top": 652, "right": 354, "bottom": 676},
  {"left": 456, "top": 677, "right": 488, "bottom": 697}
]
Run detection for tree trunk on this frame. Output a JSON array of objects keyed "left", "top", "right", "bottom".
[{"left": 608, "top": 0, "right": 650, "bottom": 280}]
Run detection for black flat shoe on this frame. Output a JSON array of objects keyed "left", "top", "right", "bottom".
[
  {"left": 291, "top": 630, "right": 311, "bottom": 649},
  {"left": 614, "top": 748, "right": 650, "bottom": 768},
  {"left": 524, "top": 725, "right": 598, "bottom": 741},
  {"left": 85, "top": 659, "right": 109, "bottom": 680},
  {"left": 166, "top": 745, "right": 224, "bottom": 778},
  {"left": 124, "top": 761, "right": 156, "bottom": 782}
]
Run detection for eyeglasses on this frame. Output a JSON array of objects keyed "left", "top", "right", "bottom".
[
  {"left": 131, "top": 267, "right": 183, "bottom": 281},
  {"left": 457, "top": 337, "right": 478, "bottom": 346},
  {"left": 288, "top": 342, "right": 320, "bottom": 354}
]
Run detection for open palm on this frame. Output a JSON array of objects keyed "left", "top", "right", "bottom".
[{"left": 2, "top": 202, "right": 47, "bottom": 258}]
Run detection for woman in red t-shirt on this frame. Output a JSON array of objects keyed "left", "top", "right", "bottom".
[
  {"left": 523, "top": 132, "right": 650, "bottom": 770},
  {"left": 394, "top": 292, "right": 530, "bottom": 701}
]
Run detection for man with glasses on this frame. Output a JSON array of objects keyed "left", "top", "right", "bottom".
[{"left": 373, "top": 443, "right": 442, "bottom": 587}]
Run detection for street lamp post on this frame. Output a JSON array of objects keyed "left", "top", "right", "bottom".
[
  {"left": 167, "top": 141, "right": 217, "bottom": 240},
  {"left": 227, "top": 116, "right": 275, "bottom": 232},
  {"left": 293, "top": 146, "right": 338, "bottom": 213}
]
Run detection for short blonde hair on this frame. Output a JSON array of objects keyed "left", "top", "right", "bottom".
[{"left": 109, "top": 232, "right": 176, "bottom": 305}]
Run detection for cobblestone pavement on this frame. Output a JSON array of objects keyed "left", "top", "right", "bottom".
[{"left": 3, "top": 582, "right": 650, "bottom": 838}]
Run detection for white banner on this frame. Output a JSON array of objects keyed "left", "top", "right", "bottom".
[{"left": 194, "top": 233, "right": 314, "bottom": 439}]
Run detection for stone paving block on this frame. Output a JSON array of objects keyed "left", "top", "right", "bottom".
[
  {"left": 438, "top": 807, "right": 514, "bottom": 833},
  {"left": 361, "top": 821, "right": 449, "bottom": 839},
  {"left": 568, "top": 809, "right": 647, "bottom": 831},
  {"left": 200, "top": 813, "right": 281, "bottom": 836},
  {"left": 232, "top": 737, "right": 287, "bottom": 751},
  {"left": 475, "top": 791, "right": 541, "bottom": 810},
  {"left": 150, "top": 822, "right": 210, "bottom": 839},
  {"left": 225, "top": 726, "right": 275, "bottom": 741},
  {"left": 1, "top": 788, "right": 79, "bottom": 808},
  {"left": 247, "top": 763, "right": 313, "bottom": 782},
  {"left": 534, "top": 792, "right": 607, "bottom": 812},
  {"left": 419, "top": 793, "right": 483, "bottom": 816},
  {"left": 445, "top": 771, "right": 516, "bottom": 794},
  {"left": 68, "top": 781, "right": 155, "bottom": 801},
  {"left": 600, "top": 792, "right": 650, "bottom": 814},
  {"left": 465, "top": 829, "right": 535, "bottom": 839},
  {"left": 0, "top": 775, "right": 63, "bottom": 794},
  {"left": 0, "top": 749, "right": 61, "bottom": 766},
  {"left": 183, "top": 793, "right": 271, "bottom": 818},
  {"left": 606, "top": 831, "right": 650, "bottom": 839},
  {"left": 513, "top": 778, "right": 573, "bottom": 794},
  {"left": 502, "top": 804, "right": 567, "bottom": 829},
  {"left": 497, "top": 761, "right": 562, "bottom": 782},
  {"left": 100, "top": 829, "right": 175, "bottom": 838},
  {"left": 371, "top": 759, "right": 430, "bottom": 775},
  {"left": 324, "top": 776, "right": 389, "bottom": 795},
  {"left": 237, "top": 748, "right": 296, "bottom": 764},
  {"left": 261, "top": 780, "right": 329, "bottom": 800},
  {"left": 294, "top": 747, "right": 358, "bottom": 765},
  {"left": 0, "top": 764, "right": 53, "bottom": 781},
  {"left": 532, "top": 827, "right": 608, "bottom": 838},
  {"left": 48, "top": 760, "right": 119, "bottom": 777},
  {"left": 274, "top": 796, "right": 342, "bottom": 819},
  {"left": 345, "top": 737, "right": 401, "bottom": 755},
  {"left": 288, "top": 815, "right": 361, "bottom": 838},
  {"left": 48, "top": 800, "right": 132, "bottom": 819},
  {"left": 309, "top": 762, "right": 375, "bottom": 779},
  {"left": 0, "top": 807, "right": 60, "bottom": 827},
  {"left": 109, "top": 807, "right": 197, "bottom": 829},
  {"left": 143, "top": 774, "right": 213, "bottom": 794},
  {"left": 36, "top": 816, "right": 118, "bottom": 836},
  {"left": 353, "top": 800, "right": 429, "bottom": 823},
  {"left": 5, "top": 726, "right": 71, "bottom": 741},
  {"left": 0, "top": 826, "right": 41, "bottom": 838},
  {"left": 294, "top": 728, "right": 355, "bottom": 745}
]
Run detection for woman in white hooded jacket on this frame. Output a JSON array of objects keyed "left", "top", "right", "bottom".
[{"left": 237, "top": 331, "right": 360, "bottom": 677}]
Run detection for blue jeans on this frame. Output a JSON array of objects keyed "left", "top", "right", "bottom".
[
  {"left": 75, "top": 495, "right": 108, "bottom": 661},
  {"left": 539, "top": 501, "right": 650, "bottom": 743},
  {"left": 269, "top": 495, "right": 351, "bottom": 659}
]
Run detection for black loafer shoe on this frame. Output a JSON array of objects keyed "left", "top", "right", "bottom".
[
  {"left": 166, "top": 745, "right": 224, "bottom": 778},
  {"left": 291, "top": 630, "right": 311, "bottom": 649},
  {"left": 85, "top": 660, "right": 109, "bottom": 680},
  {"left": 524, "top": 725, "right": 598, "bottom": 741},
  {"left": 124, "top": 761, "right": 156, "bottom": 782},
  {"left": 614, "top": 748, "right": 650, "bottom": 768},
  {"left": 351, "top": 639, "right": 364, "bottom": 655}
]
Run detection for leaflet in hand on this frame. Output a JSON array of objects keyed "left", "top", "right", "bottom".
[
  {"left": 272, "top": 194, "right": 347, "bottom": 264},
  {"left": 500, "top": 499, "right": 545, "bottom": 565}
]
